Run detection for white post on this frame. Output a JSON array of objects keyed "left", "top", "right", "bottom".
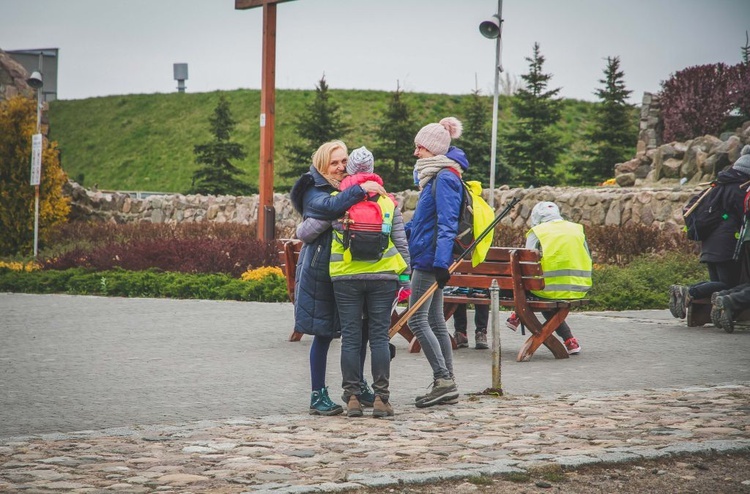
[
  {"left": 32, "top": 53, "right": 43, "bottom": 257},
  {"left": 488, "top": 0, "right": 503, "bottom": 210},
  {"left": 490, "top": 278, "right": 502, "bottom": 391}
]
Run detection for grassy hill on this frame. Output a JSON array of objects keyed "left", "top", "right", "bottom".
[{"left": 48, "top": 89, "right": 602, "bottom": 193}]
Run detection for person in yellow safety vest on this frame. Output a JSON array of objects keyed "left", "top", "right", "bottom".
[
  {"left": 505, "top": 201, "right": 592, "bottom": 355},
  {"left": 297, "top": 146, "right": 411, "bottom": 418}
]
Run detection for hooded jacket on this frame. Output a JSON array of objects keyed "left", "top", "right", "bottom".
[
  {"left": 700, "top": 167, "right": 750, "bottom": 263},
  {"left": 407, "top": 147, "right": 468, "bottom": 271},
  {"left": 289, "top": 165, "right": 365, "bottom": 337}
]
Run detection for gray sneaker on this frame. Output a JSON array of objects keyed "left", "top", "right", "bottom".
[
  {"left": 415, "top": 378, "right": 459, "bottom": 408},
  {"left": 713, "top": 294, "right": 734, "bottom": 333},
  {"left": 475, "top": 331, "right": 488, "bottom": 349},
  {"left": 710, "top": 292, "right": 723, "bottom": 329},
  {"left": 669, "top": 285, "right": 684, "bottom": 319}
]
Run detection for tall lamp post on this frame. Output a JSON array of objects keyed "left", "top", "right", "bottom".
[
  {"left": 479, "top": 0, "right": 504, "bottom": 210},
  {"left": 26, "top": 70, "right": 43, "bottom": 257}
]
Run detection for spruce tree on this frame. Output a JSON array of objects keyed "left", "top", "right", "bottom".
[
  {"left": 502, "top": 42, "right": 561, "bottom": 187},
  {"left": 574, "top": 56, "right": 635, "bottom": 184},
  {"left": 189, "top": 94, "right": 252, "bottom": 196},
  {"left": 283, "top": 76, "right": 351, "bottom": 179},
  {"left": 374, "top": 84, "right": 417, "bottom": 190},
  {"left": 461, "top": 89, "right": 492, "bottom": 184}
]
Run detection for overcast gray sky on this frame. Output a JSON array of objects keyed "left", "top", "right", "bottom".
[{"left": 2, "top": 0, "right": 749, "bottom": 104}]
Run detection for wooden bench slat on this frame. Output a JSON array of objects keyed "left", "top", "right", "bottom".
[
  {"left": 452, "top": 260, "right": 543, "bottom": 277},
  {"left": 484, "top": 247, "right": 541, "bottom": 262},
  {"left": 447, "top": 274, "right": 545, "bottom": 291}
]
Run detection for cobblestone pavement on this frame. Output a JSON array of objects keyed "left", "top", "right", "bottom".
[
  {"left": 1, "top": 384, "right": 748, "bottom": 492},
  {"left": 1, "top": 294, "right": 750, "bottom": 492}
]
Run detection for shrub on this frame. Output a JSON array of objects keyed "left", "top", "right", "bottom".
[
  {"left": 0, "top": 267, "right": 288, "bottom": 302},
  {"left": 0, "top": 96, "right": 70, "bottom": 256},
  {"left": 660, "top": 63, "right": 745, "bottom": 142},
  {"left": 0, "top": 260, "right": 40, "bottom": 271},
  {"left": 41, "top": 222, "right": 277, "bottom": 276},
  {"left": 241, "top": 266, "right": 283, "bottom": 281},
  {"left": 587, "top": 251, "right": 707, "bottom": 310},
  {"left": 494, "top": 223, "right": 696, "bottom": 267}
]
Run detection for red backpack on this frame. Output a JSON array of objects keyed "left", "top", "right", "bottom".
[{"left": 341, "top": 195, "right": 391, "bottom": 261}]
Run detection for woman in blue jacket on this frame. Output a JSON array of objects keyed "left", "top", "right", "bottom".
[
  {"left": 407, "top": 117, "right": 467, "bottom": 409},
  {"left": 290, "top": 140, "right": 385, "bottom": 415}
]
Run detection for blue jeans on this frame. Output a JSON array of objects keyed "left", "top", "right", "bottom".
[
  {"left": 407, "top": 269, "right": 454, "bottom": 380},
  {"left": 333, "top": 279, "right": 397, "bottom": 401}
]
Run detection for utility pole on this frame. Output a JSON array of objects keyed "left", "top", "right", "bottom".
[{"left": 235, "top": 0, "right": 297, "bottom": 240}]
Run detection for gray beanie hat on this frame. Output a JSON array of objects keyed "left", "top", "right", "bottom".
[
  {"left": 530, "top": 201, "right": 563, "bottom": 227},
  {"left": 732, "top": 145, "right": 750, "bottom": 175},
  {"left": 346, "top": 146, "right": 374, "bottom": 175}
]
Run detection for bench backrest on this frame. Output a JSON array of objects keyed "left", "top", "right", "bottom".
[
  {"left": 277, "top": 239, "right": 302, "bottom": 303},
  {"left": 448, "top": 247, "right": 545, "bottom": 292}
]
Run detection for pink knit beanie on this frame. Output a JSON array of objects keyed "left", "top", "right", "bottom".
[{"left": 414, "top": 117, "right": 463, "bottom": 155}]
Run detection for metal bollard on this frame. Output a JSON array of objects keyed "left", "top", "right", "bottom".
[{"left": 490, "top": 278, "right": 503, "bottom": 394}]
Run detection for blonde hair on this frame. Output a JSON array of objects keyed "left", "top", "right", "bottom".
[{"left": 312, "top": 140, "right": 348, "bottom": 175}]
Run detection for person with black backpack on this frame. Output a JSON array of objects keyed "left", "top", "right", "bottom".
[
  {"left": 670, "top": 145, "right": 750, "bottom": 319},
  {"left": 406, "top": 116, "right": 466, "bottom": 408}
]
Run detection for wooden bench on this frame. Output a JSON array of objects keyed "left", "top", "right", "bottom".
[
  {"left": 687, "top": 298, "right": 750, "bottom": 327},
  {"left": 279, "top": 240, "right": 587, "bottom": 361},
  {"left": 437, "top": 247, "right": 589, "bottom": 361}
]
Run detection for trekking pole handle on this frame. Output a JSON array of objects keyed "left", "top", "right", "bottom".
[{"left": 388, "top": 197, "right": 520, "bottom": 339}]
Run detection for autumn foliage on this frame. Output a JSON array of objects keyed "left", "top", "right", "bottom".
[
  {"left": 660, "top": 63, "right": 749, "bottom": 142},
  {"left": 0, "top": 95, "right": 69, "bottom": 256}
]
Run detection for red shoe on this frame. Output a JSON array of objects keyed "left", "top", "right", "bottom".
[
  {"left": 564, "top": 337, "right": 581, "bottom": 355},
  {"left": 506, "top": 312, "right": 520, "bottom": 331}
]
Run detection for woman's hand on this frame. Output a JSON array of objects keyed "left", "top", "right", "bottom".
[{"left": 360, "top": 181, "right": 387, "bottom": 196}]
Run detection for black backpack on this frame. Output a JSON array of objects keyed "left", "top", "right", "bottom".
[
  {"left": 431, "top": 168, "right": 475, "bottom": 256},
  {"left": 683, "top": 183, "right": 726, "bottom": 241}
]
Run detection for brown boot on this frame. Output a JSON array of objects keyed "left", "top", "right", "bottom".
[
  {"left": 372, "top": 396, "right": 394, "bottom": 418},
  {"left": 347, "top": 395, "right": 363, "bottom": 417}
]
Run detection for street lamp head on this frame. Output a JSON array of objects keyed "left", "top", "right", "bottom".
[
  {"left": 26, "top": 71, "right": 43, "bottom": 89},
  {"left": 479, "top": 17, "right": 501, "bottom": 39}
]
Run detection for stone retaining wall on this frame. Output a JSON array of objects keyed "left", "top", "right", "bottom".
[{"left": 65, "top": 181, "right": 701, "bottom": 235}]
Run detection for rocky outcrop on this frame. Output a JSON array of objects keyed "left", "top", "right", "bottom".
[
  {"left": 617, "top": 123, "right": 750, "bottom": 187},
  {"left": 0, "top": 48, "right": 35, "bottom": 101}
]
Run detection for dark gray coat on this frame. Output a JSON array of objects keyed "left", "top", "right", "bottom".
[{"left": 700, "top": 168, "right": 749, "bottom": 263}]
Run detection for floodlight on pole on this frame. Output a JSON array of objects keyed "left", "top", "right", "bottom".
[
  {"left": 479, "top": 0, "right": 503, "bottom": 210},
  {"left": 26, "top": 69, "right": 43, "bottom": 257}
]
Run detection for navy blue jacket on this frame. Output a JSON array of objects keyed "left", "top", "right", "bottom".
[
  {"left": 290, "top": 166, "right": 364, "bottom": 337},
  {"left": 407, "top": 149, "right": 468, "bottom": 271}
]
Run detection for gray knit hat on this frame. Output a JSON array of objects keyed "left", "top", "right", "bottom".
[
  {"left": 346, "top": 146, "right": 374, "bottom": 175},
  {"left": 732, "top": 144, "right": 750, "bottom": 175},
  {"left": 414, "top": 117, "right": 463, "bottom": 156}
]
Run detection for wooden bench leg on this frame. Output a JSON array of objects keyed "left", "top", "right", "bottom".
[
  {"left": 390, "top": 309, "right": 416, "bottom": 346},
  {"left": 516, "top": 308, "right": 570, "bottom": 362},
  {"left": 686, "top": 301, "right": 711, "bottom": 327}
]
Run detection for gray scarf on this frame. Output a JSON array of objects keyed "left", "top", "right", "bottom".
[{"left": 415, "top": 155, "right": 463, "bottom": 188}]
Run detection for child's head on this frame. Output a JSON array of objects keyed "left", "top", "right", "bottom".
[{"left": 346, "top": 146, "right": 374, "bottom": 175}]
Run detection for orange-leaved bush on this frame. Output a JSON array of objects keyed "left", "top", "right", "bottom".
[{"left": 0, "top": 95, "right": 69, "bottom": 256}]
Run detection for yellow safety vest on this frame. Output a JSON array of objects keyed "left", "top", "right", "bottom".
[
  {"left": 527, "top": 220, "right": 592, "bottom": 300},
  {"left": 329, "top": 194, "right": 407, "bottom": 278}
]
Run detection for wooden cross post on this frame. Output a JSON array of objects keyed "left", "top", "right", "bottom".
[{"left": 235, "top": 0, "right": 296, "bottom": 240}]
